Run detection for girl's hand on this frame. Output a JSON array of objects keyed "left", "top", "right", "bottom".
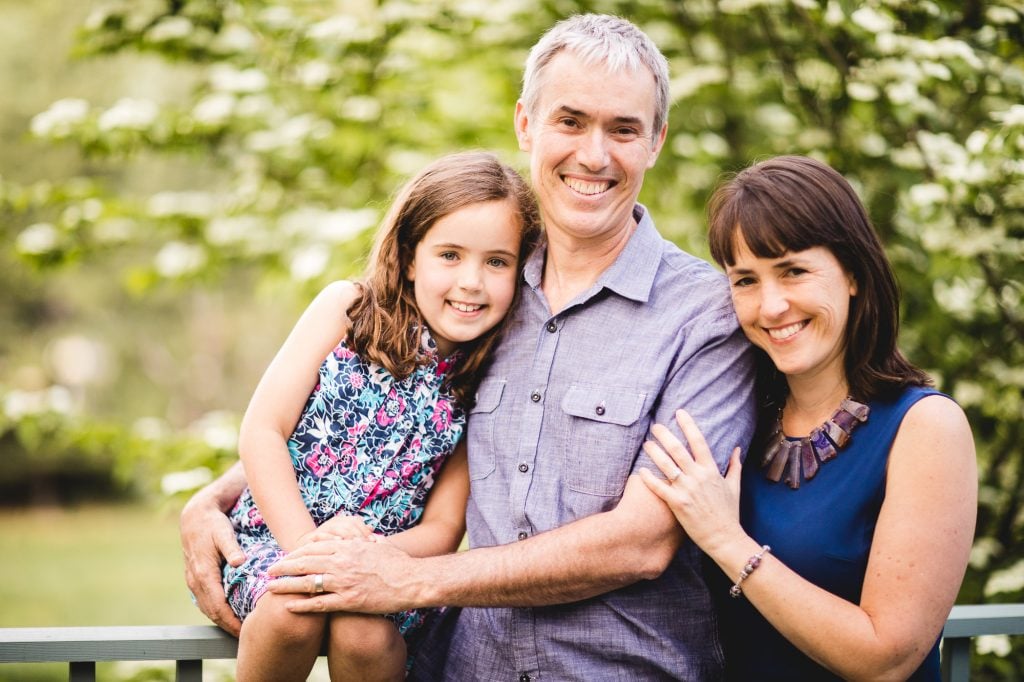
[
  {"left": 297, "top": 514, "right": 373, "bottom": 547},
  {"left": 638, "top": 409, "right": 746, "bottom": 556}
]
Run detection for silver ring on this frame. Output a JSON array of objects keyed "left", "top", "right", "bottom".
[
  {"left": 313, "top": 573, "right": 324, "bottom": 594},
  {"left": 668, "top": 468, "right": 682, "bottom": 483}
]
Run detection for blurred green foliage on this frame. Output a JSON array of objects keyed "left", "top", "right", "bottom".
[{"left": 1, "top": 0, "right": 1022, "bottom": 676}]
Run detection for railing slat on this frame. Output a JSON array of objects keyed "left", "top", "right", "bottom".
[
  {"left": 68, "top": 661, "right": 96, "bottom": 682},
  {"left": 176, "top": 658, "right": 203, "bottom": 682}
]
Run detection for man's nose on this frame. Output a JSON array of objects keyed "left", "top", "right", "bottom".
[{"left": 577, "top": 129, "right": 610, "bottom": 171}]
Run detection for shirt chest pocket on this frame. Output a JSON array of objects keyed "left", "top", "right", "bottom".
[
  {"left": 466, "top": 378, "right": 505, "bottom": 480},
  {"left": 561, "top": 385, "right": 647, "bottom": 497}
]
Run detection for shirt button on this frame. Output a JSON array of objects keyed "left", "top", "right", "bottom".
[
  {"left": 519, "top": 675, "right": 531, "bottom": 682},
  {"left": 518, "top": 462, "right": 529, "bottom": 473},
  {"left": 518, "top": 531, "right": 528, "bottom": 540},
  {"left": 530, "top": 391, "right": 541, "bottom": 403},
  {"left": 595, "top": 404, "right": 606, "bottom": 416},
  {"left": 546, "top": 321, "right": 557, "bottom": 333}
]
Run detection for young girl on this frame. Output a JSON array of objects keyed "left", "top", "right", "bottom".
[{"left": 222, "top": 151, "right": 541, "bottom": 681}]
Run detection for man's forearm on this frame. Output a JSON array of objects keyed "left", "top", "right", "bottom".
[
  {"left": 194, "top": 460, "right": 247, "bottom": 512},
  {"left": 407, "top": 476, "right": 682, "bottom": 608}
]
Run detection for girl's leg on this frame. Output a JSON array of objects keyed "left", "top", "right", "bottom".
[
  {"left": 236, "top": 591, "right": 326, "bottom": 682},
  {"left": 327, "top": 613, "right": 406, "bottom": 682}
]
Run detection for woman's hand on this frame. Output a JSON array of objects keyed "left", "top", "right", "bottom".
[{"left": 639, "top": 408, "right": 747, "bottom": 556}]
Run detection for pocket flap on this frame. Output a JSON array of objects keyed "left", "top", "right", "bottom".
[
  {"left": 471, "top": 379, "right": 505, "bottom": 414},
  {"left": 561, "top": 385, "right": 645, "bottom": 426}
]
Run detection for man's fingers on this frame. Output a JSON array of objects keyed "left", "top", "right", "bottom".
[{"left": 212, "top": 526, "right": 245, "bottom": 566}]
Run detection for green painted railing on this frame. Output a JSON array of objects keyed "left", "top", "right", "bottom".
[{"left": 1, "top": 604, "right": 1023, "bottom": 681}]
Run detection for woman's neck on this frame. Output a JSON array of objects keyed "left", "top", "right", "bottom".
[{"left": 782, "top": 374, "right": 850, "bottom": 436}]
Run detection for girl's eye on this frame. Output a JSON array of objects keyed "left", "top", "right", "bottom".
[
  {"left": 487, "top": 257, "right": 511, "bottom": 268},
  {"left": 440, "top": 251, "right": 459, "bottom": 261}
]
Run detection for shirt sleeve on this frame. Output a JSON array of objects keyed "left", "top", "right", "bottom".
[{"left": 630, "top": 294, "right": 757, "bottom": 477}]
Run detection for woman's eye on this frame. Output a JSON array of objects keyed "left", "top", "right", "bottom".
[
  {"left": 731, "top": 277, "right": 755, "bottom": 288},
  {"left": 786, "top": 267, "right": 807, "bottom": 277}
]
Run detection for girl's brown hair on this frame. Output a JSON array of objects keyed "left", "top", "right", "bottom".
[
  {"left": 707, "top": 155, "right": 931, "bottom": 407},
  {"left": 346, "top": 151, "right": 541, "bottom": 407}
]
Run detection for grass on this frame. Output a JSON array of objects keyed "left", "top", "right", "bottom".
[{"left": 0, "top": 503, "right": 209, "bottom": 681}]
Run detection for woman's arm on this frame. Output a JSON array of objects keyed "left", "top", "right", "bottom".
[
  {"left": 641, "top": 399, "right": 977, "bottom": 681},
  {"left": 239, "top": 280, "right": 360, "bottom": 553}
]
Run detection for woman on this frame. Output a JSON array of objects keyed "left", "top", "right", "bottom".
[{"left": 640, "top": 155, "right": 976, "bottom": 680}]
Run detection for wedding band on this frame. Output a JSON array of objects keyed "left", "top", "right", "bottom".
[
  {"left": 313, "top": 573, "right": 324, "bottom": 594},
  {"left": 668, "top": 468, "right": 682, "bottom": 483}
]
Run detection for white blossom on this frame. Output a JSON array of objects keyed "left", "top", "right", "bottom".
[
  {"left": 98, "top": 98, "right": 159, "bottom": 131},
  {"left": 992, "top": 104, "right": 1024, "bottom": 127},
  {"left": 148, "top": 191, "right": 219, "bottom": 218},
  {"left": 206, "top": 215, "right": 267, "bottom": 246},
  {"left": 133, "top": 416, "right": 169, "bottom": 441},
  {"left": 984, "top": 558, "right": 1024, "bottom": 596},
  {"left": 885, "top": 80, "right": 919, "bottom": 105},
  {"left": 976, "top": 635, "right": 1013, "bottom": 657},
  {"left": 341, "top": 96, "right": 381, "bottom": 122},
  {"left": 289, "top": 246, "right": 330, "bottom": 281},
  {"left": 212, "top": 23, "right": 258, "bottom": 53},
  {"left": 280, "top": 206, "right": 378, "bottom": 243},
  {"left": 147, "top": 16, "right": 193, "bottom": 42},
  {"left": 933, "top": 277, "right": 985, "bottom": 319},
  {"left": 670, "top": 65, "right": 729, "bottom": 100},
  {"left": 908, "top": 183, "right": 948, "bottom": 208},
  {"left": 986, "top": 6, "right": 1020, "bottom": 25},
  {"left": 30, "top": 98, "right": 90, "bottom": 138},
  {"left": 297, "top": 61, "right": 332, "bottom": 89},
  {"left": 16, "top": 222, "right": 59, "bottom": 255},
  {"left": 824, "top": 0, "right": 845, "bottom": 26},
  {"left": 851, "top": 7, "right": 896, "bottom": 33},
  {"left": 154, "top": 241, "right": 207, "bottom": 277},
  {"left": 161, "top": 467, "right": 213, "bottom": 496},
  {"left": 190, "top": 410, "right": 239, "bottom": 450},
  {"left": 46, "top": 335, "right": 111, "bottom": 387},
  {"left": 847, "top": 81, "right": 880, "bottom": 102},
  {"left": 209, "top": 64, "right": 269, "bottom": 93},
  {"left": 192, "top": 93, "right": 236, "bottom": 126}
]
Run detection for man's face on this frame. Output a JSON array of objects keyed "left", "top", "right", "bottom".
[{"left": 515, "top": 50, "right": 666, "bottom": 245}]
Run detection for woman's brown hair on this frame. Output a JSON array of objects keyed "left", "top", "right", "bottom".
[
  {"left": 346, "top": 151, "right": 541, "bottom": 407},
  {"left": 706, "top": 155, "right": 931, "bottom": 406}
]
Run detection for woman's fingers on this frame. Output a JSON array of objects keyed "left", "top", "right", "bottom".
[
  {"left": 673, "top": 409, "right": 715, "bottom": 466},
  {"left": 642, "top": 436, "right": 685, "bottom": 481}
]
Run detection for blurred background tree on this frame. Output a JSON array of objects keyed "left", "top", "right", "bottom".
[{"left": 1, "top": 0, "right": 1022, "bottom": 677}]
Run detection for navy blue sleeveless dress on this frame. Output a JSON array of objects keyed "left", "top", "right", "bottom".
[{"left": 714, "top": 385, "right": 945, "bottom": 681}]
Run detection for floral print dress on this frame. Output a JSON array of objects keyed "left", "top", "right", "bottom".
[{"left": 223, "top": 331, "right": 465, "bottom": 635}]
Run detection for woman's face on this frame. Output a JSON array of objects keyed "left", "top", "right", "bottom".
[{"left": 725, "top": 234, "right": 857, "bottom": 387}]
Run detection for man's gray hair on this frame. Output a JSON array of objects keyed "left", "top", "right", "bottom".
[{"left": 521, "top": 14, "right": 670, "bottom": 137}]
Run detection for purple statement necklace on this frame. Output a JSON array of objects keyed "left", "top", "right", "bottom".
[{"left": 762, "top": 397, "right": 870, "bottom": 489}]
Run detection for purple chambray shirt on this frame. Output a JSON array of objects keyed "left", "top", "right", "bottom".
[{"left": 411, "top": 205, "right": 757, "bottom": 681}]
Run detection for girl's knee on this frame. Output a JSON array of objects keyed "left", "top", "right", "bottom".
[
  {"left": 328, "top": 613, "right": 404, "bottom": 663},
  {"left": 246, "top": 592, "right": 326, "bottom": 644}
]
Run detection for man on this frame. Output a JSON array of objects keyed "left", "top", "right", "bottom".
[{"left": 182, "top": 14, "right": 756, "bottom": 679}]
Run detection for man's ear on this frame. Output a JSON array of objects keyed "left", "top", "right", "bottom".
[
  {"left": 514, "top": 100, "right": 532, "bottom": 152},
  {"left": 647, "top": 122, "right": 668, "bottom": 169}
]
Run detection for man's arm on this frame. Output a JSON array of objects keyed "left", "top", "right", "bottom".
[
  {"left": 267, "top": 473, "right": 681, "bottom": 612},
  {"left": 179, "top": 461, "right": 247, "bottom": 636}
]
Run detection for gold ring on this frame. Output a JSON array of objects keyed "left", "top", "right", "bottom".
[{"left": 313, "top": 573, "right": 324, "bottom": 594}]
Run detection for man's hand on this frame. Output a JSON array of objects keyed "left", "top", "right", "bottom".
[
  {"left": 266, "top": 538, "right": 422, "bottom": 614},
  {"left": 179, "top": 492, "right": 245, "bottom": 636}
]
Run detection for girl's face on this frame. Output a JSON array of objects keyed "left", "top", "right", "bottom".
[
  {"left": 725, "top": 234, "right": 857, "bottom": 388},
  {"left": 406, "top": 199, "right": 523, "bottom": 356}
]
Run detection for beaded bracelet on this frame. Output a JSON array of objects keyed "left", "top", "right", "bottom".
[{"left": 729, "top": 545, "right": 771, "bottom": 598}]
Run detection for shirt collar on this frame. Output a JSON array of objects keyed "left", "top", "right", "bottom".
[{"left": 523, "top": 204, "right": 663, "bottom": 304}]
